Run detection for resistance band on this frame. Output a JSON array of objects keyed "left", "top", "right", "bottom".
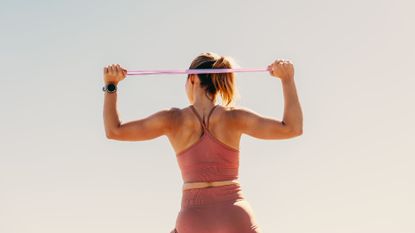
[{"left": 126, "top": 67, "right": 271, "bottom": 76}]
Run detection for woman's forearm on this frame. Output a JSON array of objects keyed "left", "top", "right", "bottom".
[
  {"left": 281, "top": 78, "right": 303, "bottom": 133},
  {"left": 103, "top": 90, "right": 121, "bottom": 137}
]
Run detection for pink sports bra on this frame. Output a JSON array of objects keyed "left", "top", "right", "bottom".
[{"left": 175, "top": 104, "right": 240, "bottom": 184}]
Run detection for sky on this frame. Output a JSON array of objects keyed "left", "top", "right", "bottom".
[{"left": 1, "top": 0, "right": 414, "bottom": 232}]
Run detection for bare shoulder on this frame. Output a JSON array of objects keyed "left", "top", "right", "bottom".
[
  {"left": 154, "top": 106, "right": 181, "bottom": 120},
  {"left": 168, "top": 105, "right": 193, "bottom": 126},
  {"left": 225, "top": 105, "right": 259, "bottom": 122},
  {"left": 166, "top": 106, "right": 182, "bottom": 123},
  {"left": 220, "top": 105, "right": 247, "bottom": 131},
  {"left": 150, "top": 106, "right": 182, "bottom": 132}
]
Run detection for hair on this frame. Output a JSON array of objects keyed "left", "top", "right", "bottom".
[{"left": 188, "top": 52, "right": 241, "bottom": 107}]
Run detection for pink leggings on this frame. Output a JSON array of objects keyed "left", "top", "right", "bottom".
[{"left": 170, "top": 184, "right": 262, "bottom": 233}]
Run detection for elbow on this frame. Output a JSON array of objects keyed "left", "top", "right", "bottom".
[
  {"left": 282, "top": 121, "right": 302, "bottom": 137},
  {"left": 106, "top": 132, "right": 114, "bottom": 139},
  {"left": 294, "top": 129, "right": 303, "bottom": 136},
  {"left": 289, "top": 127, "right": 303, "bottom": 137},
  {"left": 105, "top": 129, "right": 118, "bottom": 139}
]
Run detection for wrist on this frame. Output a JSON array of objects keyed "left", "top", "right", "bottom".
[
  {"left": 102, "top": 82, "right": 118, "bottom": 93},
  {"left": 104, "top": 81, "right": 119, "bottom": 86},
  {"left": 281, "top": 76, "right": 294, "bottom": 83}
]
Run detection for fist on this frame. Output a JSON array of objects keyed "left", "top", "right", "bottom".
[
  {"left": 268, "top": 59, "right": 294, "bottom": 81},
  {"left": 104, "top": 64, "right": 127, "bottom": 84}
]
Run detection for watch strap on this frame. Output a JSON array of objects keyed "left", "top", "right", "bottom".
[{"left": 103, "top": 83, "right": 117, "bottom": 93}]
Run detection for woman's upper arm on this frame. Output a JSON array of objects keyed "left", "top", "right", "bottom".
[
  {"left": 107, "top": 107, "right": 179, "bottom": 141},
  {"left": 231, "top": 107, "right": 300, "bottom": 139}
]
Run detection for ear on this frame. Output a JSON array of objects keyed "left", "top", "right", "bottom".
[{"left": 189, "top": 74, "right": 195, "bottom": 84}]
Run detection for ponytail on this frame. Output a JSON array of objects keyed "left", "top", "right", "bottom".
[
  {"left": 188, "top": 52, "right": 240, "bottom": 107},
  {"left": 211, "top": 56, "right": 236, "bottom": 106}
]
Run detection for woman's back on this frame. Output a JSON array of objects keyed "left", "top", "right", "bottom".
[
  {"left": 171, "top": 104, "right": 240, "bottom": 157},
  {"left": 174, "top": 104, "right": 240, "bottom": 183}
]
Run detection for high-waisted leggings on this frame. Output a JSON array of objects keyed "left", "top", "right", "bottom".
[{"left": 170, "top": 184, "right": 262, "bottom": 233}]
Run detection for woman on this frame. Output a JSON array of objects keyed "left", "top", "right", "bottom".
[{"left": 103, "top": 52, "right": 303, "bottom": 233}]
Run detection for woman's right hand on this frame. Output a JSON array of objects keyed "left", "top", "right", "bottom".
[{"left": 268, "top": 59, "right": 294, "bottom": 81}]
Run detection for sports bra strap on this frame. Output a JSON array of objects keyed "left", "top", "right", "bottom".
[
  {"left": 206, "top": 105, "right": 218, "bottom": 129},
  {"left": 190, "top": 105, "right": 218, "bottom": 129}
]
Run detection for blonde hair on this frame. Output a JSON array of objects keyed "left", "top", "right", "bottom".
[{"left": 188, "top": 52, "right": 240, "bottom": 107}]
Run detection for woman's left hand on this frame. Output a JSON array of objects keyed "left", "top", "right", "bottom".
[{"left": 104, "top": 64, "right": 127, "bottom": 85}]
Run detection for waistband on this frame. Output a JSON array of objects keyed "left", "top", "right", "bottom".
[
  {"left": 180, "top": 182, "right": 245, "bottom": 208},
  {"left": 182, "top": 179, "right": 240, "bottom": 191}
]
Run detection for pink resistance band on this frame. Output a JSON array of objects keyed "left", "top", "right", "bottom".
[{"left": 126, "top": 67, "right": 272, "bottom": 76}]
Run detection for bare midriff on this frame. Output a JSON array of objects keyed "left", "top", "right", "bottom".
[{"left": 182, "top": 179, "right": 240, "bottom": 191}]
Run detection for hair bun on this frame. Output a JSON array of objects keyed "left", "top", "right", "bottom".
[{"left": 213, "top": 56, "right": 228, "bottom": 69}]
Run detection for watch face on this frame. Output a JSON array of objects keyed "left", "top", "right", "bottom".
[{"left": 107, "top": 83, "right": 116, "bottom": 92}]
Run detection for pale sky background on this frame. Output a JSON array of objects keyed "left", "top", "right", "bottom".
[{"left": 1, "top": 0, "right": 414, "bottom": 232}]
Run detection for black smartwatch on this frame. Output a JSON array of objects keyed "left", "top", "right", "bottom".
[{"left": 102, "top": 83, "right": 117, "bottom": 93}]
